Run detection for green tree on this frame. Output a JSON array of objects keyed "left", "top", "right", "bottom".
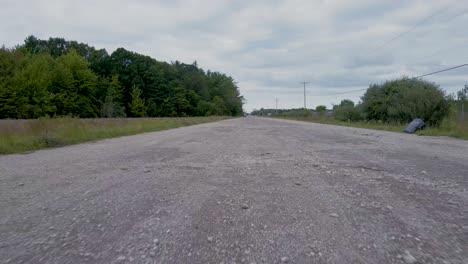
[
  {"left": 212, "top": 96, "right": 227, "bottom": 115},
  {"left": 8, "top": 53, "right": 57, "bottom": 118},
  {"left": 159, "top": 83, "right": 196, "bottom": 117},
  {"left": 0, "top": 46, "right": 27, "bottom": 118},
  {"left": 457, "top": 83, "right": 468, "bottom": 101},
  {"left": 129, "top": 85, "right": 146, "bottom": 117},
  {"left": 315, "top": 105, "right": 327, "bottom": 113},
  {"left": 100, "top": 75, "right": 126, "bottom": 117},
  {"left": 56, "top": 49, "right": 99, "bottom": 117},
  {"left": 50, "top": 58, "right": 77, "bottom": 116},
  {"left": 195, "top": 100, "right": 217, "bottom": 116},
  {"left": 206, "top": 72, "right": 243, "bottom": 116}
]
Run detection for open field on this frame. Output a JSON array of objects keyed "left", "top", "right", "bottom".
[
  {"left": 1, "top": 117, "right": 467, "bottom": 263},
  {"left": 0, "top": 117, "right": 232, "bottom": 154},
  {"left": 274, "top": 116, "right": 468, "bottom": 139}
]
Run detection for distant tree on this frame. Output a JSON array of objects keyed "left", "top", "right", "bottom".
[
  {"left": 0, "top": 46, "right": 27, "bottom": 118},
  {"left": 212, "top": 96, "right": 227, "bottom": 115},
  {"left": 50, "top": 57, "right": 77, "bottom": 116},
  {"left": 338, "top": 99, "right": 354, "bottom": 108},
  {"left": 88, "top": 48, "right": 110, "bottom": 76},
  {"left": 159, "top": 84, "right": 192, "bottom": 117},
  {"left": 7, "top": 53, "right": 57, "bottom": 118},
  {"left": 315, "top": 105, "right": 327, "bottom": 113},
  {"left": 45, "top": 37, "right": 68, "bottom": 58},
  {"left": 100, "top": 75, "right": 126, "bottom": 117},
  {"left": 129, "top": 85, "right": 146, "bottom": 117},
  {"left": 333, "top": 100, "right": 362, "bottom": 122},
  {"left": 457, "top": 83, "right": 468, "bottom": 101},
  {"left": 56, "top": 49, "right": 99, "bottom": 117},
  {"left": 196, "top": 100, "right": 217, "bottom": 116},
  {"left": 445, "top": 93, "right": 456, "bottom": 101},
  {"left": 24, "top": 35, "right": 45, "bottom": 54}
]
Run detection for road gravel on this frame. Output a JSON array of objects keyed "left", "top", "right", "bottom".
[{"left": 0, "top": 117, "right": 467, "bottom": 263}]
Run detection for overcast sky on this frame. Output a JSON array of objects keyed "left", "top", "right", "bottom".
[{"left": 2, "top": 0, "right": 467, "bottom": 111}]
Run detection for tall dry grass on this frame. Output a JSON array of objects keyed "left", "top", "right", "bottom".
[
  {"left": 0, "top": 117, "right": 230, "bottom": 154},
  {"left": 417, "top": 117, "right": 468, "bottom": 139}
]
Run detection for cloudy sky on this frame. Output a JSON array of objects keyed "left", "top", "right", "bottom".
[{"left": 2, "top": 0, "right": 467, "bottom": 111}]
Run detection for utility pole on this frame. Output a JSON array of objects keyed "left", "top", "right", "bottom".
[
  {"left": 300, "top": 81, "right": 310, "bottom": 109},
  {"left": 275, "top": 98, "right": 278, "bottom": 114}
]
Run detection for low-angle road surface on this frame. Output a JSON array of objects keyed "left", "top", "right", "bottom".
[{"left": 1, "top": 117, "right": 467, "bottom": 264}]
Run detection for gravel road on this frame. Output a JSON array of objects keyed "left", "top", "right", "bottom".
[{"left": 1, "top": 117, "right": 467, "bottom": 264}]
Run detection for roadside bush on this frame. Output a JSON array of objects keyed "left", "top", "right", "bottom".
[
  {"left": 361, "top": 78, "right": 450, "bottom": 127},
  {"left": 333, "top": 100, "right": 363, "bottom": 121}
]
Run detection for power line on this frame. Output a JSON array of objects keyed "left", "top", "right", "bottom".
[
  {"left": 320, "top": 63, "right": 468, "bottom": 96},
  {"left": 297, "top": 6, "right": 464, "bottom": 100},
  {"left": 324, "top": 5, "right": 463, "bottom": 97},
  {"left": 366, "top": 5, "right": 450, "bottom": 55},
  {"left": 412, "top": 8, "right": 468, "bottom": 60},
  {"left": 412, "top": 63, "right": 468, "bottom": 79},
  {"left": 326, "top": 88, "right": 367, "bottom": 95}
]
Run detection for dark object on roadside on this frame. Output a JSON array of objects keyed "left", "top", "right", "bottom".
[{"left": 404, "top": 118, "right": 425, "bottom": 133}]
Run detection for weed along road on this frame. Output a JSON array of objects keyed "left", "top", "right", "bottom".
[{"left": 1, "top": 117, "right": 467, "bottom": 264}]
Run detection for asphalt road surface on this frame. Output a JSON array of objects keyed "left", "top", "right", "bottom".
[{"left": 1, "top": 117, "right": 467, "bottom": 264}]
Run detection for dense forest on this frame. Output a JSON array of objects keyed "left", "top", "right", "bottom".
[{"left": 0, "top": 36, "right": 244, "bottom": 118}]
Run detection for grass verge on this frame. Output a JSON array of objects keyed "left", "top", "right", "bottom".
[
  {"left": 273, "top": 116, "right": 468, "bottom": 140},
  {"left": 0, "top": 116, "right": 232, "bottom": 154}
]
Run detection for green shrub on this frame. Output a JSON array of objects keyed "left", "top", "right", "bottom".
[{"left": 361, "top": 78, "right": 450, "bottom": 127}]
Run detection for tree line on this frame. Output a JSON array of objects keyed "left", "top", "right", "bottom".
[{"left": 0, "top": 36, "right": 244, "bottom": 119}]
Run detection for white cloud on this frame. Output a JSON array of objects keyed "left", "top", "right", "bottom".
[{"left": 1, "top": 0, "right": 467, "bottom": 111}]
